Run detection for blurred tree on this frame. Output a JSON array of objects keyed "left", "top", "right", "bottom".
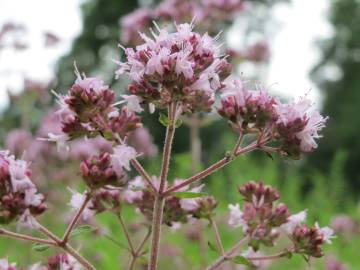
[{"left": 310, "top": 0, "right": 360, "bottom": 190}]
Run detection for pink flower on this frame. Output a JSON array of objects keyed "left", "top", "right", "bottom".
[
  {"left": 123, "top": 176, "right": 144, "bottom": 203},
  {"left": 111, "top": 145, "right": 137, "bottom": 173},
  {"left": 8, "top": 158, "right": 34, "bottom": 192},
  {"left": 179, "top": 184, "right": 204, "bottom": 211},
  {"left": 17, "top": 209, "right": 39, "bottom": 230},
  {"left": 74, "top": 68, "right": 107, "bottom": 95},
  {"left": 41, "top": 133, "right": 70, "bottom": 152}
]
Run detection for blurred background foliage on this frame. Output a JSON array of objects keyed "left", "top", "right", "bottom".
[{"left": 1, "top": 0, "right": 360, "bottom": 269}]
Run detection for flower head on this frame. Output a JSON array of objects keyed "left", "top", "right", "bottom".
[{"left": 117, "top": 22, "right": 231, "bottom": 113}]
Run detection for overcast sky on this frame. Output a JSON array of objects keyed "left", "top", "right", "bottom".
[{"left": 0, "top": 0, "right": 332, "bottom": 110}]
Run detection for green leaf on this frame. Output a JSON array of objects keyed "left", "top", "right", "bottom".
[
  {"left": 103, "top": 234, "right": 130, "bottom": 251},
  {"left": 138, "top": 256, "right": 148, "bottom": 265},
  {"left": 102, "top": 130, "right": 113, "bottom": 140},
  {"left": 173, "top": 191, "right": 208, "bottom": 198},
  {"left": 207, "top": 241, "right": 219, "bottom": 253},
  {"left": 175, "top": 118, "right": 183, "bottom": 128},
  {"left": 71, "top": 225, "right": 96, "bottom": 237},
  {"left": 32, "top": 243, "right": 50, "bottom": 252},
  {"left": 230, "top": 256, "right": 251, "bottom": 266},
  {"left": 159, "top": 113, "right": 170, "bottom": 127}
]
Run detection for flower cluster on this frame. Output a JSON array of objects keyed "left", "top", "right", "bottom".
[
  {"left": 46, "top": 253, "right": 82, "bottom": 270},
  {"left": 228, "top": 181, "right": 334, "bottom": 258},
  {"left": 120, "top": 0, "right": 247, "bottom": 45},
  {"left": 69, "top": 188, "right": 121, "bottom": 222},
  {"left": 47, "top": 71, "right": 142, "bottom": 151},
  {"left": 126, "top": 177, "right": 217, "bottom": 226},
  {"left": 0, "top": 151, "right": 46, "bottom": 226},
  {"left": 80, "top": 152, "right": 128, "bottom": 189},
  {"left": 218, "top": 77, "right": 328, "bottom": 158},
  {"left": 116, "top": 22, "right": 231, "bottom": 113},
  {"left": 228, "top": 181, "right": 289, "bottom": 250},
  {"left": 0, "top": 258, "right": 17, "bottom": 270}
]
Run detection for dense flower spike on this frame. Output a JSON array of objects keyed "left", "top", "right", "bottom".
[
  {"left": 0, "top": 151, "right": 46, "bottom": 226},
  {"left": 116, "top": 22, "right": 231, "bottom": 113},
  {"left": 218, "top": 77, "right": 279, "bottom": 132},
  {"left": 218, "top": 77, "right": 328, "bottom": 158},
  {"left": 290, "top": 223, "right": 335, "bottom": 258},
  {"left": 231, "top": 181, "right": 289, "bottom": 250}
]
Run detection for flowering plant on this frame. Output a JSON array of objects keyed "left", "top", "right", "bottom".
[{"left": 0, "top": 8, "right": 333, "bottom": 270}]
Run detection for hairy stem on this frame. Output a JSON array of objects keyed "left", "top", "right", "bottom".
[
  {"left": 247, "top": 250, "right": 291, "bottom": 261},
  {"left": 0, "top": 228, "right": 56, "bottom": 246},
  {"left": 148, "top": 103, "right": 177, "bottom": 270},
  {"left": 128, "top": 229, "right": 152, "bottom": 270},
  {"left": 164, "top": 140, "right": 260, "bottom": 196},
  {"left": 190, "top": 114, "right": 202, "bottom": 173},
  {"left": 205, "top": 236, "right": 248, "bottom": 270},
  {"left": 37, "top": 222, "right": 96, "bottom": 270},
  {"left": 116, "top": 211, "right": 135, "bottom": 253},
  {"left": 62, "top": 191, "right": 92, "bottom": 244},
  {"left": 209, "top": 217, "right": 225, "bottom": 255}
]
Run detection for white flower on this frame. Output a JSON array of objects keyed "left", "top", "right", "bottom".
[
  {"left": 39, "top": 133, "right": 70, "bottom": 152},
  {"left": 8, "top": 158, "right": 34, "bottom": 192},
  {"left": 24, "top": 188, "right": 44, "bottom": 207},
  {"left": 0, "top": 258, "right": 16, "bottom": 270},
  {"left": 121, "top": 95, "right": 144, "bottom": 113},
  {"left": 315, "top": 222, "right": 336, "bottom": 244},
  {"left": 68, "top": 189, "right": 94, "bottom": 221},
  {"left": 179, "top": 185, "right": 204, "bottom": 211},
  {"left": 228, "top": 203, "right": 247, "bottom": 230},
  {"left": 111, "top": 145, "right": 137, "bottom": 173},
  {"left": 17, "top": 209, "right": 39, "bottom": 230},
  {"left": 281, "top": 210, "right": 307, "bottom": 234}
]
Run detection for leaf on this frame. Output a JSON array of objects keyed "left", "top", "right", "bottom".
[
  {"left": 230, "top": 256, "right": 252, "bottom": 266},
  {"left": 32, "top": 243, "right": 50, "bottom": 252},
  {"left": 103, "top": 130, "right": 113, "bottom": 140},
  {"left": 103, "top": 234, "right": 130, "bottom": 251},
  {"left": 71, "top": 225, "right": 96, "bottom": 237},
  {"left": 175, "top": 118, "right": 183, "bottom": 128},
  {"left": 173, "top": 191, "right": 208, "bottom": 198},
  {"left": 137, "top": 256, "right": 148, "bottom": 265},
  {"left": 207, "top": 241, "right": 219, "bottom": 253},
  {"left": 159, "top": 113, "right": 170, "bottom": 127}
]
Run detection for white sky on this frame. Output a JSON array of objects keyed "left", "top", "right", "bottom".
[
  {"left": 0, "top": 0, "right": 82, "bottom": 109},
  {"left": 0, "top": 0, "right": 332, "bottom": 110}
]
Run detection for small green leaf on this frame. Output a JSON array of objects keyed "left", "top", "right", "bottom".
[
  {"left": 230, "top": 256, "right": 251, "bottom": 266},
  {"left": 71, "top": 225, "right": 96, "bottom": 237},
  {"left": 285, "top": 251, "right": 293, "bottom": 259},
  {"left": 103, "top": 130, "right": 113, "bottom": 140},
  {"left": 138, "top": 256, "right": 148, "bottom": 265},
  {"left": 159, "top": 113, "right": 170, "bottom": 127},
  {"left": 32, "top": 243, "right": 50, "bottom": 252},
  {"left": 175, "top": 118, "right": 183, "bottom": 128},
  {"left": 207, "top": 241, "right": 219, "bottom": 253},
  {"left": 103, "top": 234, "right": 130, "bottom": 251},
  {"left": 173, "top": 191, "right": 207, "bottom": 198}
]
